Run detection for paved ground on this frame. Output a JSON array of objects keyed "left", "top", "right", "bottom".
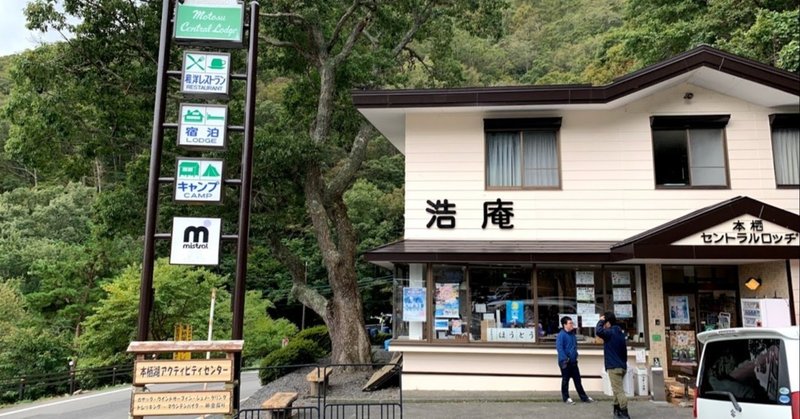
[
  {"left": 403, "top": 400, "right": 690, "bottom": 419},
  {"left": 399, "top": 391, "right": 692, "bottom": 419}
]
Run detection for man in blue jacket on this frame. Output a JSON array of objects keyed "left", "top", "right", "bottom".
[
  {"left": 597, "top": 312, "right": 630, "bottom": 419},
  {"left": 556, "top": 316, "right": 593, "bottom": 404}
]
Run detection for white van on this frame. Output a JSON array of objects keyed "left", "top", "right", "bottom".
[{"left": 694, "top": 327, "right": 799, "bottom": 419}]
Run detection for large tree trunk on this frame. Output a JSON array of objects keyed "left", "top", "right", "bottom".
[{"left": 326, "top": 263, "right": 371, "bottom": 364}]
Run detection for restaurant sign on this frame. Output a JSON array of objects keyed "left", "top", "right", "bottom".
[
  {"left": 672, "top": 217, "right": 798, "bottom": 246},
  {"left": 173, "top": 1, "right": 244, "bottom": 47}
]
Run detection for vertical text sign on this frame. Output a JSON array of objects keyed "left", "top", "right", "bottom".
[
  {"left": 178, "top": 103, "right": 227, "bottom": 149},
  {"left": 181, "top": 51, "right": 231, "bottom": 98}
]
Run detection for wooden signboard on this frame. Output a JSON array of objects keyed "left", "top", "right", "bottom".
[
  {"left": 131, "top": 390, "right": 232, "bottom": 416},
  {"left": 133, "top": 358, "right": 234, "bottom": 384}
]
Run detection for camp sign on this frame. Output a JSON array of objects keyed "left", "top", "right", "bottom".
[
  {"left": 173, "top": 0, "right": 244, "bottom": 48},
  {"left": 174, "top": 158, "right": 224, "bottom": 204}
]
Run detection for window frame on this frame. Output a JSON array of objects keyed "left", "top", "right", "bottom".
[
  {"left": 769, "top": 113, "right": 800, "bottom": 189},
  {"left": 484, "top": 118, "right": 562, "bottom": 191},
  {"left": 650, "top": 115, "right": 731, "bottom": 189}
]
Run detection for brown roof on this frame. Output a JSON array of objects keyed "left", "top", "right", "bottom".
[
  {"left": 352, "top": 46, "right": 799, "bottom": 109},
  {"left": 363, "top": 239, "right": 617, "bottom": 264}
]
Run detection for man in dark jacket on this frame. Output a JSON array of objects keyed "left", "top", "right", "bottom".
[
  {"left": 596, "top": 312, "right": 630, "bottom": 419},
  {"left": 556, "top": 316, "right": 593, "bottom": 404}
]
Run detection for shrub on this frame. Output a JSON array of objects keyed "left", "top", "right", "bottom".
[
  {"left": 257, "top": 338, "right": 325, "bottom": 384},
  {"left": 293, "top": 325, "right": 331, "bottom": 353}
]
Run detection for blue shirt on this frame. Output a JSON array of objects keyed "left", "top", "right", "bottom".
[
  {"left": 556, "top": 328, "right": 579, "bottom": 365},
  {"left": 595, "top": 321, "right": 627, "bottom": 370}
]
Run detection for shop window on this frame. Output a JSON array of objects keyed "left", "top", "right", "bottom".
[
  {"left": 536, "top": 265, "right": 642, "bottom": 344},
  {"left": 485, "top": 118, "right": 562, "bottom": 189},
  {"left": 393, "top": 263, "right": 427, "bottom": 341},
  {"left": 651, "top": 115, "right": 730, "bottom": 187},
  {"left": 468, "top": 266, "right": 533, "bottom": 342},
  {"left": 769, "top": 114, "right": 799, "bottom": 187},
  {"left": 432, "top": 265, "right": 469, "bottom": 340}
]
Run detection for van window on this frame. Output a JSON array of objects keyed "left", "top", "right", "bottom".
[{"left": 699, "top": 338, "right": 785, "bottom": 404}]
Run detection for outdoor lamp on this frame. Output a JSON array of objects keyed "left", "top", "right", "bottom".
[{"left": 744, "top": 277, "right": 762, "bottom": 291}]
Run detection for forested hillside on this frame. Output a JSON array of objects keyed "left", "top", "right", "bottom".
[{"left": 0, "top": 0, "right": 797, "bottom": 397}]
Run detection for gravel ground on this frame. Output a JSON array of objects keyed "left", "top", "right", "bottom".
[{"left": 241, "top": 350, "right": 400, "bottom": 410}]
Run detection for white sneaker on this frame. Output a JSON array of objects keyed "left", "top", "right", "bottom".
[{"left": 565, "top": 398, "right": 575, "bottom": 405}]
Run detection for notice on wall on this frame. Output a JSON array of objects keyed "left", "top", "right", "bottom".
[
  {"left": 614, "top": 303, "right": 633, "bottom": 318},
  {"left": 576, "top": 287, "right": 595, "bottom": 302},
  {"left": 613, "top": 287, "right": 632, "bottom": 302},
  {"left": 611, "top": 271, "right": 631, "bottom": 286},
  {"left": 402, "top": 287, "right": 426, "bottom": 322},
  {"left": 580, "top": 313, "right": 600, "bottom": 327},
  {"left": 577, "top": 303, "right": 596, "bottom": 315},
  {"left": 576, "top": 271, "right": 595, "bottom": 285}
]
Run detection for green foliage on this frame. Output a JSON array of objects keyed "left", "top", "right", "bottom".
[
  {"left": 257, "top": 338, "right": 326, "bottom": 384},
  {"left": 242, "top": 290, "right": 298, "bottom": 364},
  {"left": 294, "top": 325, "right": 331, "bottom": 353}
]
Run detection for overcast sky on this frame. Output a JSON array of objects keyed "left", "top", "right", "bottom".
[{"left": 1, "top": 0, "right": 66, "bottom": 56}]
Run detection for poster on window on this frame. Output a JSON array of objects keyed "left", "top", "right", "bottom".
[
  {"left": 576, "top": 271, "right": 594, "bottom": 285},
  {"left": 669, "top": 296, "right": 691, "bottom": 324},
  {"left": 611, "top": 271, "right": 631, "bottom": 286},
  {"left": 450, "top": 319, "right": 462, "bottom": 335},
  {"left": 435, "top": 283, "right": 460, "bottom": 318},
  {"left": 402, "top": 287, "right": 426, "bottom": 322},
  {"left": 669, "top": 330, "right": 697, "bottom": 367},
  {"left": 613, "top": 287, "right": 632, "bottom": 302},
  {"left": 577, "top": 303, "right": 596, "bottom": 315},
  {"left": 505, "top": 300, "right": 525, "bottom": 326},
  {"left": 576, "top": 287, "right": 595, "bottom": 302}
]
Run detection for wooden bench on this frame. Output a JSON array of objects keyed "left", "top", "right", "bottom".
[
  {"left": 261, "top": 392, "right": 298, "bottom": 419},
  {"left": 306, "top": 367, "right": 333, "bottom": 397}
]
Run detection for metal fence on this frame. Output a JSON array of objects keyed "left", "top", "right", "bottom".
[
  {"left": 0, "top": 364, "right": 133, "bottom": 403},
  {"left": 235, "top": 362, "right": 402, "bottom": 419}
]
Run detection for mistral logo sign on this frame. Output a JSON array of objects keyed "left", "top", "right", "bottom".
[{"left": 170, "top": 217, "right": 221, "bottom": 265}]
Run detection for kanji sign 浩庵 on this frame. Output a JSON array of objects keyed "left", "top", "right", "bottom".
[
  {"left": 173, "top": 1, "right": 244, "bottom": 48},
  {"left": 181, "top": 51, "right": 230, "bottom": 98},
  {"left": 178, "top": 103, "right": 227, "bottom": 149},
  {"left": 133, "top": 359, "right": 234, "bottom": 385},
  {"left": 174, "top": 158, "right": 224, "bottom": 204}
]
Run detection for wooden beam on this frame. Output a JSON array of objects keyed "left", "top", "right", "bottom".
[{"left": 126, "top": 340, "right": 244, "bottom": 353}]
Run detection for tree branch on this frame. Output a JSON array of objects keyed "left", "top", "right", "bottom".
[
  {"left": 328, "top": 0, "right": 361, "bottom": 52},
  {"left": 325, "top": 122, "right": 375, "bottom": 201},
  {"left": 259, "top": 34, "right": 316, "bottom": 62},
  {"left": 332, "top": 9, "right": 371, "bottom": 66},
  {"left": 391, "top": 0, "right": 436, "bottom": 57},
  {"left": 267, "top": 234, "right": 328, "bottom": 315}
]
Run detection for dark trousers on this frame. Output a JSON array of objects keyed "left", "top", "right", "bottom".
[{"left": 560, "top": 362, "right": 588, "bottom": 401}]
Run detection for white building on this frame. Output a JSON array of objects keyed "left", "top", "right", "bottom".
[{"left": 354, "top": 46, "right": 799, "bottom": 393}]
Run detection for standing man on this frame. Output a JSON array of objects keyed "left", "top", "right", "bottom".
[
  {"left": 597, "top": 312, "right": 630, "bottom": 419},
  {"left": 556, "top": 316, "right": 593, "bottom": 404}
]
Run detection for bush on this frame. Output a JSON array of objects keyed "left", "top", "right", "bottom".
[
  {"left": 257, "top": 338, "right": 325, "bottom": 384},
  {"left": 293, "top": 325, "right": 331, "bottom": 353}
]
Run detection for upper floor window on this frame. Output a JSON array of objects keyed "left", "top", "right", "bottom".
[
  {"left": 770, "top": 114, "right": 799, "bottom": 187},
  {"left": 485, "top": 118, "right": 561, "bottom": 189},
  {"left": 651, "top": 115, "right": 730, "bottom": 188}
]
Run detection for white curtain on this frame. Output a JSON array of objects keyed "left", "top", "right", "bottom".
[
  {"left": 487, "top": 132, "right": 520, "bottom": 187},
  {"left": 772, "top": 128, "right": 800, "bottom": 185},
  {"left": 688, "top": 129, "right": 726, "bottom": 186},
  {"left": 523, "top": 131, "right": 559, "bottom": 187}
]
